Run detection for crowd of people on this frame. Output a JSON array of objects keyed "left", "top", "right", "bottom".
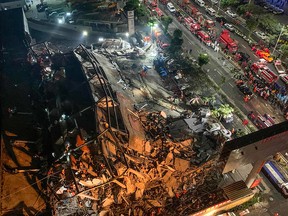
[{"left": 233, "top": 56, "right": 288, "bottom": 120}]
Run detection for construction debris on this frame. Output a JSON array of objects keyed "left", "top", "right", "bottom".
[{"left": 30, "top": 44, "right": 228, "bottom": 216}]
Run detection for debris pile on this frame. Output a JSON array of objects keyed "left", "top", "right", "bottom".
[
  {"left": 30, "top": 45, "right": 226, "bottom": 215},
  {"left": 48, "top": 110, "right": 223, "bottom": 215}
]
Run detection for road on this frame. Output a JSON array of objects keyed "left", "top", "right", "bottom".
[{"left": 158, "top": 2, "right": 285, "bottom": 124}]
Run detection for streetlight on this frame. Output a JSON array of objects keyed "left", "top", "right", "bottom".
[
  {"left": 125, "top": 32, "right": 129, "bottom": 38},
  {"left": 82, "top": 31, "right": 88, "bottom": 37},
  {"left": 272, "top": 25, "right": 286, "bottom": 56},
  {"left": 82, "top": 31, "right": 88, "bottom": 45}
]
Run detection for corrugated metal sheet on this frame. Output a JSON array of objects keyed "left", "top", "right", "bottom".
[{"left": 223, "top": 181, "right": 253, "bottom": 201}]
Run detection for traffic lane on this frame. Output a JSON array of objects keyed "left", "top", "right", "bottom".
[
  {"left": 206, "top": 66, "right": 255, "bottom": 114},
  {"left": 168, "top": 12, "right": 286, "bottom": 122},
  {"left": 157, "top": 4, "right": 284, "bottom": 120}
]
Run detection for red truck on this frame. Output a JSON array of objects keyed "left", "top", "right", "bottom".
[
  {"left": 184, "top": 17, "right": 201, "bottom": 33},
  {"left": 184, "top": 17, "right": 194, "bottom": 28},
  {"left": 251, "top": 62, "right": 278, "bottom": 84},
  {"left": 218, "top": 30, "right": 238, "bottom": 53},
  {"left": 190, "top": 23, "right": 201, "bottom": 33},
  {"left": 280, "top": 74, "right": 288, "bottom": 85},
  {"left": 203, "top": 19, "right": 215, "bottom": 30},
  {"left": 197, "top": 31, "right": 212, "bottom": 46}
]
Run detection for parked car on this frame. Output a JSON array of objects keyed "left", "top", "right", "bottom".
[
  {"left": 272, "top": 7, "right": 284, "bottom": 14},
  {"left": 225, "top": 9, "right": 237, "bottom": 18},
  {"left": 255, "top": 31, "right": 268, "bottom": 40},
  {"left": 210, "top": 0, "right": 218, "bottom": 4},
  {"left": 167, "top": 2, "right": 176, "bottom": 13},
  {"left": 224, "top": 23, "right": 235, "bottom": 32}
]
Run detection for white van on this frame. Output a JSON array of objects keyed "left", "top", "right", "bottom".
[
  {"left": 196, "top": 0, "right": 205, "bottom": 7},
  {"left": 167, "top": 2, "right": 176, "bottom": 13},
  {"left": 206, "top": 7, "right": 216, "bottom": 16}
]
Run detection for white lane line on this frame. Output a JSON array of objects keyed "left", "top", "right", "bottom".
[
  {"left": 241, "top": 44, "right": 247, "bottom": 48},
  {"left": 229, "top": 83, "right": 234, "bottom": 87},
  {"left": 215, "top": 69, "right": 224, "bottom": 76}
]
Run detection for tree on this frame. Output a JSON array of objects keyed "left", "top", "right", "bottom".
[
  {"left": 217, "top": 104, "right": 234, "bottom": 119},
  {"left": 147, "top": 18, "right": 157, "bottom": 28},
  {"left": 211, "top": 104, "right": 234, "bottom": 121},
  {"left": 246, "top": 18, "right": 258, "bottom": 37},
  {"left": 280, "top": 44, "right": 288, "bottom": 60},
  {"left": 220, "top": 0, "right": 239, "bottom": 8},
  {"left": 124, "top": 0, "right": 147, "bottom": 18},
  {"left": 258, "top": 14, "right": 279, "bottom": 34},
  {"left": 237, "top": 4, "right": 264, "bottom": 16},
  {"left": 162, "top": 16, "right": 173, "bottom": 34},
  {"left": 198, "top": 53, "right": 209, "bottom": 67},
  {"left": 168, "top": 29, "right": 183, "bottom": 57}
]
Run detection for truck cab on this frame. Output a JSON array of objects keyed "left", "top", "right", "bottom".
[{"left": 219, "top": 30, "right": 238, "bottom": 53}]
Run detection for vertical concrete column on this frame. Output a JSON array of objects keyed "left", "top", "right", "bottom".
[{"left": 245, "top": 160, "right": 265, "bottom": 188}]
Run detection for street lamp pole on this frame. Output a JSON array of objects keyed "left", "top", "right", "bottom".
[{"left": 272, "top": 25, "right": 285, "bottom": 56}]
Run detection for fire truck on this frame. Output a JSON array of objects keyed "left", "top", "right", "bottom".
[
  {"left": 184, "top": 17, "right": 194, "bottom": 28},
  {"left": 197, "top": 31, "right": 212, "bottom": 46},
  {"left": 203, "top": 19, "right": 215, "bottom": 30},
  {"left": 280, "top": 74, "right": 288, "bottom": 85},
  {"left": 218, "top": 30, "right": 238, "bottom": 53},
  {"left": 251, "top": 61, "right": 278, "bottom": 84},
  {"left": 248, "top": 112, "right": 275, "bottom": 129},
  {"left": 184, "top": 17, "right": 201, "bottom": 33},
  {"left": 255, "top": 49, "right": 274, "bottom": 63}
]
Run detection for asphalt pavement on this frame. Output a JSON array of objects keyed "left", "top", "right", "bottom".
[{"left": 159, "top": 2, "right": 285, "bottom": 125}]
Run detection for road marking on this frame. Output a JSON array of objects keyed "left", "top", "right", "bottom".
[
  {"left": 229, "top": 83, "right": 234, "bottom": 87},
  {"left": 241, "top": 44, "right": 247, "bottom": 48}
]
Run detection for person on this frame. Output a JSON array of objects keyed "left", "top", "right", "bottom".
[
  {"left": 243, "top": 95, "right": 249, "bottom": 102},
  {"left": 242, "top": 119, "right": 249, "bottom": 126}
]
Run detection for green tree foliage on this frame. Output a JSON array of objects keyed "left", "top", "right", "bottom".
[
  {"left": 198, "top": 53, "right": 209, "bottom": 67},
  {"left": 220, "top": 0, "right": 239, "bottom": 8},
  {"left": 124, "top": 0, "right": 147, "bottom": 17},
  {"left": 280, "top": 44, "right": 288, "bottom": 59},
  {"left": 246, "top": 17, "right": 258, "bottom": 36},
  {"left": 168, "top": 29, "right": 183, "bottom": 56},
  {"left": 162, "top": 16, "right": 173, "bottom": 34},
  {"left": 237, "top": 4, "right": 264, "bottom": 16},
  {"left": 236, "top": 4, "right": 278, "bottom": 34},
  {"left": 258, "top": 14, "right": 279, "bottom": 34},
  {"left": 147, "top": 18, "right": 157, "bottom": 27}
]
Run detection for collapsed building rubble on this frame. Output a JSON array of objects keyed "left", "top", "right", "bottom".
[
  {"left": 25, "top": 43, "right": 251, "bottom": 215},
  {"left": 34, "top": 44, "right": 229, "bottom": 216}
]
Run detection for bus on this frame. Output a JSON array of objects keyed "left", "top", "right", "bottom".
[{"left": 262, "top": 161, "right": 288, "bottom": 198}]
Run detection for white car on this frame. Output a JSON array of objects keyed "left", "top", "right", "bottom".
[
  {"left": 210, "top": 0, "right": 218, "bottom": 4},
  {"left": 224, "top": 23, "right": 235, "bottom": 32},
  {"left": 255, "top": 31, "right": 268, "bottom": 40},
  {"left": 226, "top": 10, "right": 237, "bottom": 18},
  {"left": 167, "top": 2, "right": 176, "bottom": 13}
]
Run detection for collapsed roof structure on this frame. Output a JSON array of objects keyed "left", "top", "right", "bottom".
[
  {"left": 38, "top": 45, "right": 226, "bottom": 215},
  {"left": 27, "top": 43, "right": 252, "bottom": 215}
]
